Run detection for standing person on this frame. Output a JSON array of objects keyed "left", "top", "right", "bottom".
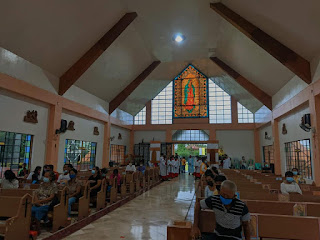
[
  {"left": 174, "top": 158, "right": 179, "bottom": 177},
  {"left": 57, "top": 164, "right": 71, "bottom": 184},
  {"left": 200, "top": 158, "right": 207, "bottom": 176},
  {"left": 223, "top": 155, "right": 231, "bottom": 169},
  {"left": 18, "top": 163, "right": 29, "bottom": 177},
  {"left": 160, "top": 154, "right": 167, "bottom": 180},
  {"left": 240, "top": 156, "right": 247, "bottom": 169},
  {"left": 193, "top": 180, "right": 251, "bottom": 240},
  {"left": 194, "top": 157, "right": 201, "bottom": 179},
  {"left": 181, "top": 157, "right": 186, "bottom": 173},
  {"left": 188, "top": 155, "right": 194, "bottom": 175},
  {"left": 167, "top": 157, "right": 173, "bottom": 178},
  {"left": 66, "top": 169, "right": 82, "bottom": 220},
  {"left": 281, "top": 171, "right": 302, "bottom": 195},
  {"left": 1, "top": 170, "right": 19, "bottom": 189}
]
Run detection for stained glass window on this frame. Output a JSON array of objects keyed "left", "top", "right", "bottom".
[
  {"left": 134, "top": 107, "right": 146, "bottom": 125},
  {"left": 0, "top": 131, "right": 33, "bottom": 177},
  {"left": 64, "top": 139, "right": 97, "bottom": 170},
  {"left": 151, "top": 82, "right": 173, "bottom": 124},
  {"left": 174, "top": 65, "right": 208, "bottom": 118},
  {"left": 238, "top": 103, "right": 254, "bottom": 123},
  {"left": 209, "top": 79, "right": 231, "bottom": 123}
]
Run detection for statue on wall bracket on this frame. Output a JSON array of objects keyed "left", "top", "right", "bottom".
[{"left": 24, "top": 110, "right": 38, "bottom": 123}]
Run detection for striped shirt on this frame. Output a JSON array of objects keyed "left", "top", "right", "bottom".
[{"left": 200, "top": 195, "right": 250, "bottom": 240}]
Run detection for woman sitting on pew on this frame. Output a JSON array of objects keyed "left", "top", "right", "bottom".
[
  {"left": 281, "top": 171, "right": 302, "bottom": 195},
  {"left": 214, "top": 175, "right": 227, "bottom": 193},
  {"left": 32, "top": 171, "right": 58, "bottom": 227},
  {"left": 66, "top": 168, "right": 82, "bottom": 220},
  {"left": 89, "top": 166, "right": 102, "bottom": 197},
  {"left": 1, "top": 170, "right": 19, "bottom": 189},
  {"left": 27, "top": 166, "right": 41, "bottom": 183},
  {"left": 204, "top": 170, "right": 218, "bottom": 198},
  {"left": 292, "top": 168, "right": 306, "bottom": 184}
]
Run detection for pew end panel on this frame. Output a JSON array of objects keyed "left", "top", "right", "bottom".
[{"left": 167, "top": 221, "right": 192, "bottom": 240}]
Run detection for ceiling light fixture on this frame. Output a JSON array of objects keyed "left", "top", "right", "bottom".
[{"left": 173, "top": 34, "right": 186, "bottom": 43}]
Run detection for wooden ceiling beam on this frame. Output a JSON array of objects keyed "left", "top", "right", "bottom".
[
  {"left": 210, "top": 3, "right": 311, "bottom": 84},
  {"left": 109, "top": 61, "right": 161, "bottom": 114},
  {"left": 59, "top": 12, "right": 138, "bottom": 95},
  {"left": 211, "top": 57, "right": 273, "bottom": 110}
]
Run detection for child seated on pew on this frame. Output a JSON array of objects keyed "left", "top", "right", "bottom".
[
  {"left": 281, "top": 171, "right": 302, "bottom": 195},
  {"left": 66, "top": 168, "right": 82, "bottom": 220},
  {"left": 32, "top": 171, "right": 58, "bottom": 230},
  {"left": 88, "top": 167, "right": 102, "bottom": 197},
  {"left": 204, "top": 170, "right": 218, "bottom": 198},
  {"left": 1, "top": 170, "right": 19, "bottom": 189}
]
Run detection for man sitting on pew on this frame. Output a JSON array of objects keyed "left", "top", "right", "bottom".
[
  {"left": 57, "top": 163, "right": 73, "bottom": 184},
  {"left": 32, "top": 171, "right": 58, "bottom": 230},
  {"left": 126, "top": 161, "right": 136, "bottom": 173},
  {"left": 137, "top": 161, "right": 146, "bottom": 174},
  {"left": 66, "top": 168, "right": 82, "bottom": 220},
  {"left": 193, "top": 180, "right": 251, "bottom": 240},
  {"left": 281, "top": 171, "right": 302, "bottom": 195}
]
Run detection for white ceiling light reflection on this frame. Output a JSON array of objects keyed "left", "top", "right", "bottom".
[{"left": 173, "top": 34, "right": 186, "bottom": 43}]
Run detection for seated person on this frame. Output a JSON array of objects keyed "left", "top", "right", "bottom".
[
  {"left": 32, "top": 171, "right": 58, "bottom": 229},
  {"left": 193, "top": 180, "right": 251, "bottom": 240},
  {"left": 101, "top": 168, "right": 111, "bottom": 192},
  {"left": 292, "top": 168, "right": 306, "bottom": 184},
  {"left": 204, "top": 170, "right": 218, "bottom": 198},
  {"left": 88, "top": 167, "right": 102, "bottom": 197},
  {"left": 27, "top": 166, "right": 42, "bottom": 182},
  {"left": 126, "top": 162, "right": 136, "bottom": 173},
  {"left": 214, "top": 175, "right": 227, "bottom": 193},
  {"left": 137, "top": 162, "right": 146, "bottom": 174},
  {"left": 18, "top": 163, "right": 29, "bottom": 177},
  {"left": 262, "top": 163, "right": 271, "bottom": 173},
  {"left": 57, "top": 164, "right": 72, "bottom": 184},
  {"left": 47, "top": 164, "right": 59, "bottom": 181},
  {"left": 281, "top": 171, "right": 302, "bottom": 195},
  {"left": 66, "top": 169, "right": 82, "bottom": 220},
  {"left": 110, "top": 169, "right": 121, "bottom": 193},
  {"left": 1, "top": 170, "right": 19, "bottom": 189}
]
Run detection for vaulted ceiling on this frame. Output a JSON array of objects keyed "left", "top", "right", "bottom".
[{"left": 1, "top": 0, "right": 319, "bottom": 115}]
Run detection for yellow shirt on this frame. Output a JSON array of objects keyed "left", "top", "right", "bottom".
[
  {"left": 182, "top": 159, "right": 186, "bottom": 166},
  {"left": 200, "top": 162, "right": 207, "bottom": 175}
]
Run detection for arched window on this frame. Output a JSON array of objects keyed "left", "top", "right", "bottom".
[
  {"left": 151, "top": 82, "right": 173, "bottom": 124},
  {"left": 209, "top": 79, "right": 231, "bottom": 123},
  {"left": 134, "top": 107, "right": 146, "bottom": 125},
  {"left": 238, "top": 102, "right": 254, "bottom": 123}
]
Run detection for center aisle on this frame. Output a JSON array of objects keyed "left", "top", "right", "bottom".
[{"left": 65, "top": 174, "right": 196, "bottom": 240}]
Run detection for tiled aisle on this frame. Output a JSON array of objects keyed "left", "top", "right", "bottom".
[{"left": 64, "top": 174, "right": 196, "bottom": 240}]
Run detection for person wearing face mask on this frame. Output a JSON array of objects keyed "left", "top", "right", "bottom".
[
  {"left": 292, "top": 168, "right": 305, "bottom": 184},
  {"left": 137, "top": 161, "right": 146, "bottom": 174},
  {"left": 193, "top": 180, "right": 251, "bottom": 240},
  {"left": 57, "top": 164, "right": 71, "bottom": 184},
  {"left": 31, "top": 171, "right": 58, "bottom": 230},
  {"left": 214, "top": 175, "right": 227, "bottom": 193},
  {"left": 88, "top": 167, "right": 102, "bottom": 197},
  {"left": 126, "top": 161, "right": 136, "bottom": 173},
  {"left": 204, "top": 170, "right": 218, "bottom": 198},
  {"left": 66, "top": 169, "right": 82, "bottom": 220},
  {"left": 281, "top": 171, "right": 302, "bottom": 195}
]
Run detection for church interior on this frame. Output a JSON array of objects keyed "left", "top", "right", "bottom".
[{"left": 1, "top": 0, "right": 320, "bottom": 239}]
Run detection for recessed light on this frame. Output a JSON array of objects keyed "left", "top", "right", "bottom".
[{"left": 173, "top": 34, "right": 186, "bottom": 43}]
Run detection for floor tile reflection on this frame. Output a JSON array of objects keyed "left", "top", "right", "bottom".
[{"left": 64, "top": 174, "right": 195, "bottom": 240}]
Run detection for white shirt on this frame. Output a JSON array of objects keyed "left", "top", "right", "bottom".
[
  {"left": 223, "top": 158, "right": 231, "bottom": 169},
  {"left": 1, "top": 179, "right": 19, "bottom": 189},
  {"left": 57, "top": 173, "right": 70, "bottom": 183},
  {"left": 126, "top": 165, "right": 136, "bottom": 172},
  {"left": 195, "top": 161, "right": 201, "bottom": 173},
  {"left": 281, "top": 182, "right": 302, "bottom": 195}
]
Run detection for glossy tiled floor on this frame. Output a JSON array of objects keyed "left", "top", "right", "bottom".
[{"left": 64, "top": 174, "right": 196, "bottom": 240}]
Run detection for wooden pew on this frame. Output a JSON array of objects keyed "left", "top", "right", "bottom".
[
  {"left": 125, "top": 173, "right": 135, "bottom": 195},
  {"left": 109, "top": 178, "right": 117, "bottom": 204},
  {"left": 96, "top": 178, "right": 107, "bottom": 210},
  {"left": 167, "top": 221, "right": 192, "bottom": 240},
  {"left": 0, "top": 194, "right": 32, "bottom": 240},
  {"left": 77, "top": 182, "right": 91, "bottom": 220}
]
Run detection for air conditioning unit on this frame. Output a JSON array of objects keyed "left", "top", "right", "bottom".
[{"left": 299, "top": 114, "right": 311, "bottom": 132}]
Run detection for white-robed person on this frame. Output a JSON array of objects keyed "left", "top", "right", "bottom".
[
  {"left": 168, "top": 157, "right": 174, "bottom": 178},
  {"left": 174, "top": 158, "right": 179, "bottom": 177},
  {"left": 160, "top": 154, "right": 167, "bottom": 180},
  {"left": 194, "top": 157, "right": 201, "bottom": 179},
  {"left": 187, "top": 155, "right": 194, "bottom": 175},
  {"left": 223, "top": 155, "right": 231, "bottom": 169}
]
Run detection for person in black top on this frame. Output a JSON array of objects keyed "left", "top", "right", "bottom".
[
  {"left": 193, "top": 180, "right": 251, "bottom": 240},
  {"left": 88, "top": 166, "right": 102, "bottom": 197}
]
